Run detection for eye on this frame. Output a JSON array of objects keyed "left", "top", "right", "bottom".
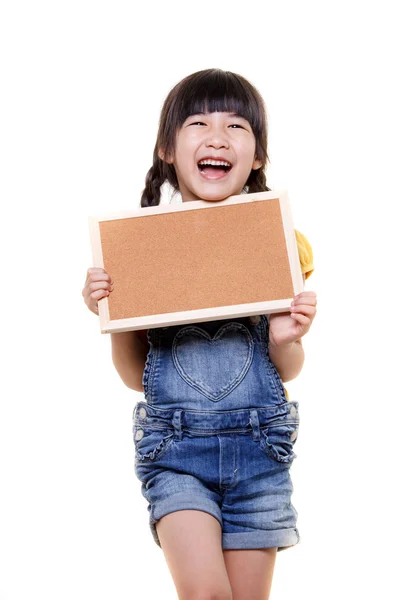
[
  {"left": 229, "top": 124, "right": 243, "bottom": 129},
  {"left": 189, "top": 121, "right": 206, "bottom": 126}
]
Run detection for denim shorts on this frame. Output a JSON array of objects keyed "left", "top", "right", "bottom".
[{"left": 133, "top": 315, "right": 301, "bottom": 552}]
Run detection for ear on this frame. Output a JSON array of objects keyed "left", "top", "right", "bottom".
[
  {"left": 252, "top": 156, "right": 263, "bottom": 170},
  {"left": 158, "top": 146, "right": 174, "bottom": 164}
]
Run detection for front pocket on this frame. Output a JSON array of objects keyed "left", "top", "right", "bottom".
[
  {"left": 172, "top": 322, "right": 254, "bottom": 402},
  {"left": 133, "top": 426, "right": 175, "bottom": 463},
  {"left": 258, "top": 421, "right": 299, "bottom": 464}
]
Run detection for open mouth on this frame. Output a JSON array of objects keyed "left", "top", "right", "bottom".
[{"left": 197, "top": 160, "right": 232, "bottom": 180}]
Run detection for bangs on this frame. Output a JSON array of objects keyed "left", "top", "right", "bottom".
[{"left": 175, "top": 70, "right": 262, "bottom": 133}]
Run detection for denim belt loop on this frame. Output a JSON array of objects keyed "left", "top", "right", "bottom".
[
  {"left": 249, "top": 409, "right": 260, "bottom": 441},
  {"left": 172, "top": 409, "right": 184, "bottom": 441}
]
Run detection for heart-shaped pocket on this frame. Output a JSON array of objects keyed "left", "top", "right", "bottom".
[{"left": 172, "top": 322, "right": 254, "bottom": 402}]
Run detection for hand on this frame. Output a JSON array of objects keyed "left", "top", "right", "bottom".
[
  {"left": 82, "top": 267, "right": 113, "bottom": 315},
  {"left": 268, "top": 291, "right": 317, "bottom": 347}
]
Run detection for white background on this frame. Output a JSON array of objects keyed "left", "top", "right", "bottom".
[{"left": 1, "top": 1, "right": 398, "bottom": 598}]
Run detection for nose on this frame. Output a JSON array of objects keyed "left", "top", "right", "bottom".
[{"left": 205, "top": 124, "right": 230, "bottom": 149}]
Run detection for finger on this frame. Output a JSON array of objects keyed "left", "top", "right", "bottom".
[
  {"left": 84, "top": 289, "right": 109, "bottom": 311},
  {"left": 87, "top": 274, "right": 113, "bottom": 285},
  {"left": 291, "top": 304, "right": 316, "bottom": 316},
  {"left": 85, "top": 267, "right": 105, "bottom": 282},
  {"left": 90, "top": 289, "right": 110, "bottom": 302},
  {"left": 85, "top": 268, "right": 113, "bottom": 284},
  {"left": 290, "top": 312, "right": 310, "bottom": 325},
  {"left": 292, "top": 296, "right": 317, "bottom": 307},
  {"left": 87, "top": 280, "right": 114, "bottom": 293},
  {"left": 293, "top": 292, "right": 317, "bottom": 302}
]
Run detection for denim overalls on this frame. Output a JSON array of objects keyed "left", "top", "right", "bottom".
[{"left": 133, "top": 314, "right": 300, "bottom": 551}]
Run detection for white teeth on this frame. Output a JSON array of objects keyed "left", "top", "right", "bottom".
[{"left": 198, "top": 159, "right": 231, "bottom": 167}]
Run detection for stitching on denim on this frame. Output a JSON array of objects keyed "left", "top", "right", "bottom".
[
  {"left": 259, "top": 429, "right": 297, "bottom": 464},
  {"left": 258, "top": 315, "right": 287, "bottom": 400},
  {"left": 171, "top": 322, "right": 254, "bottom": 401},
  {"left": 142, "top": 346, "right": 152, "bottom": 398},
  {"left": 258, "top": 330, "right": 287, "bottom": 402},
  {"left": 135, "top": 431, "right": 174, "bottom": 462},
  {"left": 268, "top": 362, "right": 287, "bottom": 398},
  {"left": 134, "top": 423, "right": 174, "bottom": 432},
  {"left": 148, "top": 329, "right": 160, "bottom": 404}
]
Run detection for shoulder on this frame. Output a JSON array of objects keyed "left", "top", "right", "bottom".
[{"left": 294, "top": 229, "right": 314, "bottom": 280}]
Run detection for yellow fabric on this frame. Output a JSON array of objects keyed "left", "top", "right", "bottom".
[
  {"left": 283, "top": 230, "right": 314, "bottom": 400},
  {"left": 295, "top": 229, "right": 314, "bottom": 280}
]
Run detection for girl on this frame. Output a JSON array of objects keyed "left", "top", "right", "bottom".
[{"left": 82, "top": 68, "right": 317, "bottom": 600}]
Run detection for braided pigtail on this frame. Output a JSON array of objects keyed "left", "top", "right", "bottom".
[
  {"left": 246, "top": 167, "right": 271, "bottom": 194},
  {"left": 140, "top": 155, "right": 166, "bottom": 208}
]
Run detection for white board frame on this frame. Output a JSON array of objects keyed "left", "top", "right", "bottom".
[{"left": 89, "top": 190, "right": 303, "bottom": 334}]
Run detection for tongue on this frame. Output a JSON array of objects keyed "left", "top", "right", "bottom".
[{"left": 201, "top": 166, "right": 227, "bottom": 178}]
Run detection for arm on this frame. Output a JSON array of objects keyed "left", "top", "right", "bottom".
[
  {"left": 268, "top": 230, "right": 316, "bottom": 382},
  {"left": 268, "top": 274, "right": 307, "bottom": 383},
  {"left": 111, "top": 331, "right": 148, "bottom": 391},
  {"left": 268, "top": 336, "right": 304, "bottom": 383}
]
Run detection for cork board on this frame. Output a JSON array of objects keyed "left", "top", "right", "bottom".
[{"left": 89, "top": 190, "right": 303, "bottom": 334}]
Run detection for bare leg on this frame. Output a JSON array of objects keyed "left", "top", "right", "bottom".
[
  {"left": 223, "top": 547, "right": 277, "bottom": 600},
  {"left": 156, "top": 509, "right": 233, "bottom": 600}
]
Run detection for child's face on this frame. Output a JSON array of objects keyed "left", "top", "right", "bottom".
[{"left": 160, "top": 111, "right": 262, "bottom": 202}]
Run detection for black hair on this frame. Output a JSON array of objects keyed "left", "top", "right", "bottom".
[{"left": 141, "top": 68, "right": 271, "bottom": 207}]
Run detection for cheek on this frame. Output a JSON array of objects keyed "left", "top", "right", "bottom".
[
  {"left": 235, "top": 138, "right": 256, "bottom": 160},
  {"left": 173, "top": 149, "right": 189, "bottom": 172},
  {"left": 178, "top": 130, "right": 200, "bottom": 149},
  {"left": 237, "top": 152, "right": 257, "bottom": 173},
  {"left": 175, "top": 138, "right": 197, "bottom": 165}
]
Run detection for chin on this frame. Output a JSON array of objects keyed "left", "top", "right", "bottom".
[
  {"left": 201, "top": 196, "right": 228, "bottom": 202},
  {"left": 196, "top": 188, "right": 241, "bottom": 203}
]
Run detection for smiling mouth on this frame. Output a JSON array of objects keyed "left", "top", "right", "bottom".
[{"left": 197, "top": 162, "right": 232, "bottom": 180}]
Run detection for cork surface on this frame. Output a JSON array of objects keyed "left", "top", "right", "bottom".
[{"left": 99, "top": 198, "right": 293, "bottom": 320}]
